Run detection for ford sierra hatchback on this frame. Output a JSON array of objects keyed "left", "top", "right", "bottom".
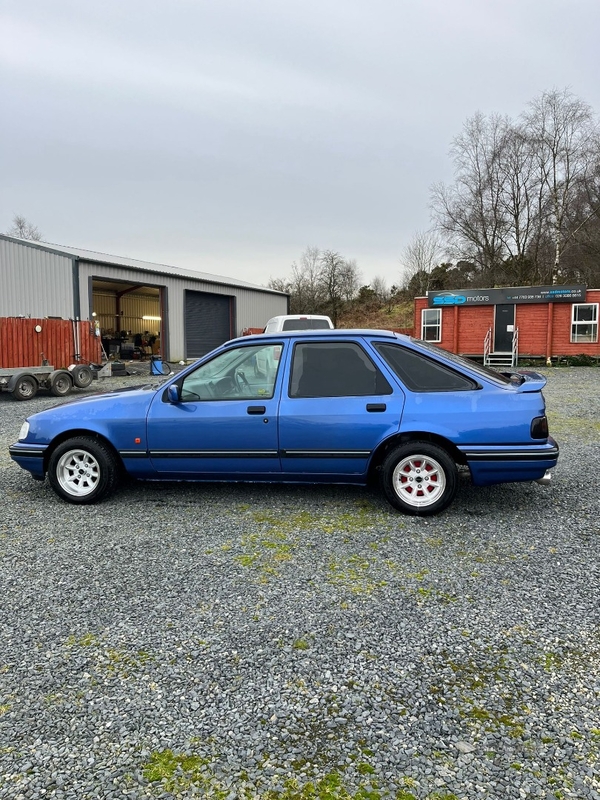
[{"left": 9, "top": 330, "right": 559, "bottom": 515}]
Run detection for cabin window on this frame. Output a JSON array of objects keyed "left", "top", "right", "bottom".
[
  {"left": 571, "top": 304, "right": 598, "bottom": 343},
  {"left": 421, "top": 308, "right": 441, "bottom": 342}
]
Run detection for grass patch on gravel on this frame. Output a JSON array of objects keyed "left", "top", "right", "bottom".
[
  {"left": 327, "top": 554, "right": 388, "bottom": 595},
  {"left": 64, "top": 634, "right": 154, "bottom": 679},
  {"left": 546, "top": 410, "right": 600, "bottom": 438},
  {"left": 141, "top": 748, "right": 458, "bottom": 798},
  {"left": 230, "top": 501, "right": 393, "bottom": 584}
]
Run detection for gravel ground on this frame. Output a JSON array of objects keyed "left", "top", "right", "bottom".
[{"left": 0, "top": 364, "right": 599, "bottom": 800}]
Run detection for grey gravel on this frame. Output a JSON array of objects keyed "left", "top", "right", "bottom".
[{"left": 0, "top": 364, "right": 599, "bottom": 799}]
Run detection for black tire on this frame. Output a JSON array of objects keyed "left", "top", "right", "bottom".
[
  {"left": 12, "top": 375, "right": 38, "bottom": 401},
  {"left": 47, "top": 436, "right": 119, "bottom": 504},
  {"left": 380, "top": 441, "right": 458, "bottom": 516},
  {"left": 49, "top": 370, "right": 73, "bottom": 397},
  {"left": 70, "top": 364, "right": 93, "bottom": 388}
]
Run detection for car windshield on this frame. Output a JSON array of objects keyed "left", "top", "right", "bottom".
[
  {"left": 199, "top": 348, "right": 253, "bottom": 378},
  {"left": 410, "top": 338, "right": 512, "bottom": 384}
]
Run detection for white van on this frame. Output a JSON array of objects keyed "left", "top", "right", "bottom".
[
  {"left": 255, "top": 315, "right": 334, "bottom": 378},
  {"left": 263, "top": 314, "right": 334, "bottom": 333}
]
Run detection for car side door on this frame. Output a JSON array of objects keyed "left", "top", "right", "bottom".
[
  {"left": 146, "top": 342, "right": 285, "bottom": 477},
  {"left": 277, "top": 339, "right": 404, "bottom": 478}
]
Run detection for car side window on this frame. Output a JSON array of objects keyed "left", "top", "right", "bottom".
[
  {"left": 290, "top": 342, "right": 392, "bottom": 397},
  {"left": 179, "top": 344, "right": 281, "bottom": 401},
  {"left": 374, "top": 343, "right": 478, "bottom": 392}
]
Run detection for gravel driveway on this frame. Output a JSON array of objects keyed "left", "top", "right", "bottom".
[{"left": 1, "top": 366, "right": 599, "bottom": 800}]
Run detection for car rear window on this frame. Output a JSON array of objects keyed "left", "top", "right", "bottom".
[
  {"left": 282, "top": 319, "right": 332, "bottom": 330},
  {"left": 375, "top": 343, "right": 478, "bottom": 392},
  {"left": 410, "top": 338, "right": 512, "bottom": 385}
]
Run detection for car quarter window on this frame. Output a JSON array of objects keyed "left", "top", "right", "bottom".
[
  {"left": 374, "top": 343, "right": 478, "bottom": 392},
  {"left": 179, "top": 344, "right": 281, "bottom": 401},
  {"left": 289, "top": 342, "right": 392, "bottom": 397}
]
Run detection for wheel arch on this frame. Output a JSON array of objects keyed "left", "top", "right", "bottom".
[
  {"left": 368, "top": 431, "right": 467, "bottom": 479},
  {"left": 43, "top": 430, "right": 124, "bottom": 473},
  {"left": 6, "top": 371, "right": 40, "bottom": 392}
]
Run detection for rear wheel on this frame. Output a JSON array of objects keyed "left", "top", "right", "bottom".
[
  {"left": 12, "top": 375, "right": 38, "bottom": 401},
  {"left": 70, "top": 364, "right": 93, "bottom": 388},
  {"left": 48, "top": 437, "right": 119, "bottom": 504},
  {"left": 380, "top": 441, "right": 458, "bottom": 516},
  {"left": 49, "top": 370, "right": 73, "bottom": 397}
]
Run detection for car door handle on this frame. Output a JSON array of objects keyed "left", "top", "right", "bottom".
[
  {"left": 247, "top": 406, "right": 266, "bottom": 415},
  {"left": 366, "top": 403, "right": 386, "bottom": 412}
]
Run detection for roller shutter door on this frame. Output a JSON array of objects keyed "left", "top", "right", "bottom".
[{"left": 185, "top": 291, "right": 233, "bottom": 358}]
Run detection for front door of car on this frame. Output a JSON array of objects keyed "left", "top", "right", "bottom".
[
  {"left": 146, "top": 342, "right": 284, "bottom": 477},
  {"left": 277, "top": 341, "right": 404, "bottom": 477}
]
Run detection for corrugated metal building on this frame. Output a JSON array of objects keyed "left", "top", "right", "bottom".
[{"left": 0, "top": 236, "right": 288, "bottom": 361}]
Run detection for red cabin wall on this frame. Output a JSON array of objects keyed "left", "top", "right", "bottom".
[
  {"left": 515, "top": 304, "right": 549, "bottom": 356},
  {"left": 414, "top": 290, "right": 600, "bottom": 359},
  {"left": 0, "top": 318, "right": 102, "bottom": 369}
]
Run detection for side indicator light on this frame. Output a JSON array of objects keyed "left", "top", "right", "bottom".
[{"left": 134, "top": 438, "right": 141, "bottom": 444}]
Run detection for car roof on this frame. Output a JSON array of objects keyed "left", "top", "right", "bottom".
[
  {"left": 266, "top": 314, "right": 332, "bottom": 320},
  {"left": 232, "top": 328, "right": 409, "bottom": 343}
]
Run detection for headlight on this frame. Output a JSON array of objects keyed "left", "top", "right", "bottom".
[{"left": 18, "top": 422, "right": 30, "bottom": 441}]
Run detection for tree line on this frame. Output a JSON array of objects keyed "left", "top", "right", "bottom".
[
  {"left": 424, "top": 88, "right": 600, "bottom": 292},
  {"left": 272, "top": 88, "right": 600, "bottom": 319},
  {"left": 8, "top": 88, "right": 600, "bottom": 323},
  {"left": 270, "top": 246, "right": 383, "bottom": 326}
]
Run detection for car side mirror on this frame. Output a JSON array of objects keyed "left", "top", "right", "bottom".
[{"left": 167, "top": 384, "right": 180, "bottom": 403}]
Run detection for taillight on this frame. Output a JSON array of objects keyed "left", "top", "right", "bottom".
[
  {"left": 273, "top": 346, "right": 281, "bottom": 361},
  {"left": 531, "top": 416, "right": 549, "bottom": 439}
]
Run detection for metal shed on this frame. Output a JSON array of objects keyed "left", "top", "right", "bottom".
[{"left": 0, "top": 236, "right": 289, "bottom": 361}]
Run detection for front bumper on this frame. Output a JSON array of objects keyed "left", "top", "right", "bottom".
[{"left": 9, "top": 442, "right": 48, "bottom": 478}]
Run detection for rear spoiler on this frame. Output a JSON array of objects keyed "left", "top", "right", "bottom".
[{"left": 499, "top": 370, "right": 547, "bottom": 392}]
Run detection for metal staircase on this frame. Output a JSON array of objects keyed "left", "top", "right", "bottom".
[{"left": 483, "top": 327, "right": 519, "bottom": 368}]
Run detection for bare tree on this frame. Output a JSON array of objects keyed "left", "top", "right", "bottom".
[
  {"left": 522, "top": 89, "right": 598, "bottom": 283},
  {"left": 290, "top": 246, "right": 324, "bottom": 313},
  {"left": 400, "top": 230, "right": 444, "bottom": 296},
  {"left": 267, "top": 277, "right": 292, "bottom": 294},
  {"left": 7, "top": 214, "right": 43, "bottom": 241},
  {"left": 318, "top": 250, "right": 360, "bottom": 325},
  {"left": 370, "top": 275, "right": 389, "bottom": 303},
  {"left": 494, "top": 123, "right": 547, "bottom": 283},
  {"left": 339, "top": 257, "right": 361, "bottom": 302},
  {"left": 431, "top": 113, "right": 509, "bottom": 284}
]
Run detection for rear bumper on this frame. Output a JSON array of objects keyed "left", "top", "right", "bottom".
[{"left": 460, "top": 437, "right": 559, "bottom": 486}]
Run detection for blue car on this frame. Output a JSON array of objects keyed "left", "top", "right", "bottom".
[{"left": 9, "top": 330, "right": 559, "bottom": 515}]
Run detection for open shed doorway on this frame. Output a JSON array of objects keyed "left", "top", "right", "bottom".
[{"left": 91, "top": 278, "right": 167, "bottom": 361}]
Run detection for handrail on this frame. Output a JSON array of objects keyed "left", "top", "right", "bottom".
[{"left": 483, "top": 327, "right": 492, "bottom": 366}]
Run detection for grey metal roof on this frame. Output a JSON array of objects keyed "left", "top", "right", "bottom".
[{"left": 0, "top": 235, "right": 287, "bottom": 296}]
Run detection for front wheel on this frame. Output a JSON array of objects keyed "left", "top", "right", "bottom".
[
  {"left": 47, "top": 437, "right": 119, "bottom": 504},
  {"left": 380, "top": 442, "right": 458, "bottom": 516}
]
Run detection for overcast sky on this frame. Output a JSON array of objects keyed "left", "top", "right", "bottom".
[{"left": 1, "top": 0, "right": 599, "bottom": 289}]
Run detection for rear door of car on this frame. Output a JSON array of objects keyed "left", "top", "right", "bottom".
[{"left": 277, "top": 338, "right": 404, "bottom": 477}]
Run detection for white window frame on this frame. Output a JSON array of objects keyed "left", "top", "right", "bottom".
[
  {"left": 570, "top": 303, "right": 598, "bottom": 344},
  {"left": 421, "top": 308, "right": 442, "bottom": 342}
]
